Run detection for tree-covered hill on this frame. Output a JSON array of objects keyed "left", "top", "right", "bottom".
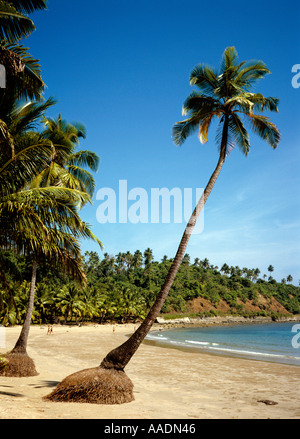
[{"left": 1, "top": 249, "right": 299, "bottom": 325}]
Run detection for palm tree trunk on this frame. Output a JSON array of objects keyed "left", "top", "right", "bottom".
[
  {"left": 101, "top": 118, "right": 229, "bottom": 371},
  {"left": 11, "top": 256, "right": 37, "bottom": 354}
]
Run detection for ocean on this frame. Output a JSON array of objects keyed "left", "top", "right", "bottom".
[{"left": 145, "top": 321, "right": 300, "bottom": 366}]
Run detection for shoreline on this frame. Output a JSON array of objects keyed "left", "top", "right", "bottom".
[
  {"left": 1, "top": 323, "right": 300, "bottom": 419},
  {"left": 144, "top": 321, "right": 300, "bottom": 368},
  {"left": 154, "top": 314, "right": 300, "bottom": 329}
]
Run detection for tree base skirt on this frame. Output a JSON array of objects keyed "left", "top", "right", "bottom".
[
  {"left": 45, "top": 366, "right": 134, "bottom": 404},
  {"left": 0, "top": 352, "right": 38, "bottom": 377}
]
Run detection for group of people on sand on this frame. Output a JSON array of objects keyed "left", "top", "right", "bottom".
[{"left": 47, "top": 325, "right": 53, "bottom": 335}]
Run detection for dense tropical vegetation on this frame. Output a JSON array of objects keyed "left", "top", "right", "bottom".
[{"left": 1, "top": 249, "right": 299, "bottom": 327}]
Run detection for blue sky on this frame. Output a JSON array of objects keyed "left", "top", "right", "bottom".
[{"left": 26, "top": 0, "right": 299, "bottom": 283}]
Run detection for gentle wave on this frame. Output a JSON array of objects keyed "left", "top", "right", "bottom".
[
  {"left": 205, "top": 345, "right": 300, "bottom": 360},
  {"left": 145, "top": 329, "right": 300, "bottom": 365},
  {"left": 146, "top": 333, "right": 170, "bottom": 341},
  {"left": 185, "top": 340, "right": 219, "bottom": 346}
]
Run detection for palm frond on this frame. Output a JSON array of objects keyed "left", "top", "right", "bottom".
[
  {"left": 247, "top": 93, "right": 279, "bottom": 113},
  {"left": 0, "top": 142, "right": 53, "bottom": 195},
  {"left": 226, "top": 94, "right": 254, "bottom": 114},
  {"left": 235, "top": 61, "right": 270, "bottom": 90},
  {"left": 8, "top": 0, "right": 47, "bottom": 14},
  {"left": 68, "top": 150, "right": 99, "bottom": 172},
  {"left": 0, "top": 2, "right": 35, "bottom": 42},
  {"left": 66, "top": 165, "right": 96, "bottom": 197},
  {"left": 219, "top": 46, "right": 239, "bottom": 74},
  {"left": 247, "top": 114, "right": 280, "bottom": 148},
  {"left": 9, "top": 97, "right": 56, "bottom": 135},
  {"left": 172, "top": 116, "right": 202, "bottom": 146},
  {"left": 228, "top": 113, "right": 250, "bottom": 155},
  {"left": 189, "top": 64, "right": 219, "bottom": 98},
  {"left": 182, "top": 91, "right": 220, "bottom": 116}
]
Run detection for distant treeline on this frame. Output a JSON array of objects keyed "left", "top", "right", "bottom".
[{"left": 1, "top": 249, "right": 299, "bottom": 326}]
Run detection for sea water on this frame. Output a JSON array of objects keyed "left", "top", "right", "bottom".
[{"left": 145, "top": 322, "right": 300, "bottom": 366}]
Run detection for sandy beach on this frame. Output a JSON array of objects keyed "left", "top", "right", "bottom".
[{"left": 0, "top": 323, "right": 300, "bottom": 419}]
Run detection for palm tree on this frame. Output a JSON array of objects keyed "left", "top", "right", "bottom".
[
  {"left": 132, "top": 249, "right": 143, "bottom": 269},
  {"left": 56, "top": 283, "right": 84, "bottom": 324},
  {"left": 46, "top": 47, "right": 280, "bottom": 404},
  {"left": 221, "top": 263, "right": 230, "bottom": 275},
  {"left": 143, "top": 247, "right": 153, "bottom": 289},
  {"left": 115, "top": 252, "right": 126, "bottom": 274},
  {"left": 193, "top": 257, "right": 200, "bottom": 266},
  {"left": 80, "top": 288, "right": 99, "bottom": 323},
  {"left": 0, "top": 127, "right": 102, "bottom": 376},
  {"left": 200, "top": 258, "right": 210, "bottom": 270},
  {"left": 9, "top": 107, "right": 100, "bottom": 350}
]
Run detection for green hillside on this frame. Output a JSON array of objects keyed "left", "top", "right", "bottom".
[{"left": 1, "top": 249, "right": 299, "bottom": 326}]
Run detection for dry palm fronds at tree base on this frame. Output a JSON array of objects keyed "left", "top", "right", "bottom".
[
  {"left": 45, "top": 366, "right": 134, "bottom": 404},
  {"left": 0, "top": 352, "right": 38, "bottom": 377}
]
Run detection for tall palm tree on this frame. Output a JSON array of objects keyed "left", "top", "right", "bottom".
[{"left": 46, "top": 47, "right": 280, "bottom": 404}]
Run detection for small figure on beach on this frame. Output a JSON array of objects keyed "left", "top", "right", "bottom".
[
  {"left": 47, "top": 325, "right": 53, "bottom": 335},
  {"left": 113, "top": 326, "right": 115, "bottom": 333}
]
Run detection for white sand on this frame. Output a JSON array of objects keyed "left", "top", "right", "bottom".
[{"left": 0, "top": 324, "right": 299, "bottom": 419}]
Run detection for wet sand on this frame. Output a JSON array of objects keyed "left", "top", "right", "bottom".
[{"left": 0, "top": 324, "right": 299, "bottom": 419}]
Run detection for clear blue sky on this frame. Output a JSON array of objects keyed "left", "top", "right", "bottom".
[{"left": 26, "top": 0, "right": 299, "bottom": 283}]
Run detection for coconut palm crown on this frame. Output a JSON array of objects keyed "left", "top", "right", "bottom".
[{"left": 173, "top": 46, "right": 280, "bottom": 153}]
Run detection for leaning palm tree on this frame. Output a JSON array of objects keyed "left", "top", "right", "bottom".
[{"left": 46, "top": 47, "right": 280, "bottom": 404}]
